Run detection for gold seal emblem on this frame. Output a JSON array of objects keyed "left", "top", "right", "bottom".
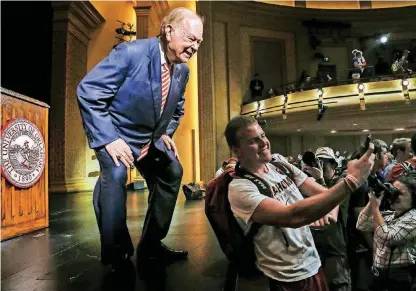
[{"left": 1, "top": 118, "right": 46, "bottom": 188}]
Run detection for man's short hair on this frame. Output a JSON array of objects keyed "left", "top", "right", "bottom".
[
  {"left": 373, "top": 139, "right": 389, "bottom": 155},
  {"left": 359, "top": 138, "right": 388, "bottom": 156},
  {"left": 159, "top": 8, "right": 204, "bottom": 36},
  {"left": 412, "top": 133, "right": 416, "bottom": 153},
  {"left": 224, "top": 116, "right": 257, "bottom": 148},
  {"left": 391, "top": 138, "right": 411, "bottom": 157}
]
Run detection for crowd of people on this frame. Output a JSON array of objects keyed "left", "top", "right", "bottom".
[
  {"left": 217, "top": 130, "right": 416, "bottom": 291},
  {"left": 76, "top": 5, "right": 415, "bottom": 291}
]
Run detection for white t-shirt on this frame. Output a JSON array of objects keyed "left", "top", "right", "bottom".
[{"left": 228, "top": 159, "right": 321, "bottom": 282}]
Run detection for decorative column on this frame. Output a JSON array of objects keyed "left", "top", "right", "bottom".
[
  {"left": 196, "top": 1, "right": 216, "bottom": 183},
  {"left": 50, "top": 1, "right": 104, "bottom": 192},
  {"left": 134, "top": 5, "right": 151, "bottom": 39}
]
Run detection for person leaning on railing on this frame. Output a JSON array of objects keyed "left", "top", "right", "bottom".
[{"left": 356, "top": 170, "right": 416, "bottom": 291}]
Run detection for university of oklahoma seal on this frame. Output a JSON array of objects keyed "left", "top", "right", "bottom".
[{"left": 1, "top": 118, "right": 46, "bottom": 188}]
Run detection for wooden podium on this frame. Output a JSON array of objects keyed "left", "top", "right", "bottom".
[{"left": 1, "top": 88, "right": 49, "bottom": 241}]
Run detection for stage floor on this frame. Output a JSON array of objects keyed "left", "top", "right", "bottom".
[{"left": 1, "top": 190, "right": 269, "bottom": 291}]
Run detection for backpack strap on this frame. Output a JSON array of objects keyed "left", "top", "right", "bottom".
[
  {"left": 234, "top": 163, "right": 274, "bottom": 239},
  {"left": 234, "top": 163, "right": 273, "bottom": 197},
  {"left": 401, "top": 161, "right": 412, "bottom": 173},
  {"left": 270, "top": 160, "right": 294, "bottom": 182},
  {"left": 234, "top": 163, "right": 290, "bottom": 247}
]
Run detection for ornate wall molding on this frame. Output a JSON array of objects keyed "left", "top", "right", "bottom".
[
  {"left": 196, "top": 1, "right": 217, "bottom": 183},
  {"left": 134, "top": 5, "right": 152, "bottom": 39},
  {"left": 52, "top": 2, "right": 105, "bottom": 45}
]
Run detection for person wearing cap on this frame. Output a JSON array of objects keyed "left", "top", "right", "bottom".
[{"left": 309, "top": 147, "right": 352, "bottom": 291}]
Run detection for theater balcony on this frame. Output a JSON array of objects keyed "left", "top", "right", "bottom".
[{"left": 241, "top": 77, "right": 416, "bottom": 137}]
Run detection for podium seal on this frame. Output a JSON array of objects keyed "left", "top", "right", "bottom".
[{"left": 1, "top": 118, "right": 46, "bottom": 188}]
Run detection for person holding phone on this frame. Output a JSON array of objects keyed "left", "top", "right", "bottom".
[{"left": 310, "top": 147, "right": 352, "bottom": 291}]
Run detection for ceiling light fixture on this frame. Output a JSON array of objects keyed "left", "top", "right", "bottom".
[
  {"left": 394, "top": 128, "right": 405, "bottom": 131},
  {"left": 317, "top": 88, "right": 327, "bottom": 121},
  {"left": 353, "top": 123, "right": 358, "bottom": 126},
  {"left": 330, "top": 130, "right": 337, "bottom": 134},
  {"left": 362, "top": 129, "right": 369, "bottom": 132},
  {"left": 358, "top": 83, "right": 366, "bottom": 110}
]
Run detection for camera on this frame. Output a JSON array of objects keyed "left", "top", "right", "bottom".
[
  {"left": 302, "top": 151, "right": 320, "bottom": 168},
  {"left": 363, "top": 134, "right": 400, "bottom": 203},
  {"left": 367, "top": 174, "right": 400, "bottom": 203}
]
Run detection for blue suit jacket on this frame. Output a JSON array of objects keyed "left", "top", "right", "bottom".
[{"left": 77, "top": 38, "right": 189, "bottom": 158}]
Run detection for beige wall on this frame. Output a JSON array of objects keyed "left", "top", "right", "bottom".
[
  {"left": 88, "top": 2, "right": 137, "bottom": 71},
  {"left": 81, "top": 2, "right": 137, "bottom": 188}
]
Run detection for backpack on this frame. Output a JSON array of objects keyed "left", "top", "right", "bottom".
[
  {"left": 182, "top": 182, "right": 205, "bottom": 200},
  {"left": 400, "top": 161, "right": 416, "bottom": 175},
  {"left": 204, "top": 159, "right": 294, "bottom": 283}
]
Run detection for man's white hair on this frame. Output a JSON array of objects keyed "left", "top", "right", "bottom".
[{"left": 159, "top": 7, "right": 203, "bottom": 36}]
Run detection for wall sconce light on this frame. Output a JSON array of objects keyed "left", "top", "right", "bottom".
[
  {"left": 402, "top": 79, "right": 410, "bottom": 104},
  {"left": 256, "top": 101, "right": 261, "bottom": 111},
  {"left": 282, "top": 94, "right": 288, "bottom": 119},
  {"left": 316, "top": 88, "right": 327, "bottom": 121},
  {"left": 357, "top": 83, "right": 366, "bottom": 110},
  {"left": 114, "top": 20, "right": 136, "bottom": 46},
  {"left": 317, "top": 101, "right": 328, "bottom": 121}
]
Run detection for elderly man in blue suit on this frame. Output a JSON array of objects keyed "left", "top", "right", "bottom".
[{"left": 77, "top": 8, "right": 204, "bottom": 271}]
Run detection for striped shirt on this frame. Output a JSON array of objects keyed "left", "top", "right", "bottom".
[{"left": 356, "top": 209, "right": 416, "bottom": 269}]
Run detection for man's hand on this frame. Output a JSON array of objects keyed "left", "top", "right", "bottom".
[
  {"left": 310, "top": 214, "right": 337, "bottom": 229},
  {"left": 105, "top": 138, "right": 134, "bottom": 168},
  {"left": 162, "top": 135, "right": 179, "bottom": 160},
  {"left": 346, "top": 143, "right": 375, "bottom": 186},
  {"left": 369, "top": 191, "right": 383, "bottom": 210}
]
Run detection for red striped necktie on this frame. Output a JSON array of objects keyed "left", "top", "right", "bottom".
[{"left": 137, "top": 63, "right": 171, "bottom": 162}]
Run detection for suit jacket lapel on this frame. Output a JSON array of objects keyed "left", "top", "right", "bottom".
[{"left": 149, "top": 38, "right": 162, "bottom": 120}]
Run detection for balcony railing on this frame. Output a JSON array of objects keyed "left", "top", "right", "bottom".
[{"left": 246, "top": 66, "right": 415, "bottom": 104}]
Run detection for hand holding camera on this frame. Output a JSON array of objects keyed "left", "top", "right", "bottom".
[
  {"left": 302, "top": 151, "right": 323, "bottom": 179},
  {"left": 369, "top": 191, "right": 384, "bottom": 210},
  {"left": 346, "top": 138, "right": 375, "bottom": 187}
]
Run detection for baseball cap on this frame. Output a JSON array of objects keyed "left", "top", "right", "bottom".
[{"left": 315, "top": 147, "right": 336, "bottom": 160}]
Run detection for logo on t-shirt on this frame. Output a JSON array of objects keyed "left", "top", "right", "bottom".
[{"left": 271, "top": 176, "right": 295, "bottom": 204}]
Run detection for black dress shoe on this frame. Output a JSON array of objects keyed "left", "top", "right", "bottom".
[
  {"left": 111, "top": 254, "right": 132, "bottom": 273},
  {"left": 158, "top": 242, "right": 188, "bottom": 260}
]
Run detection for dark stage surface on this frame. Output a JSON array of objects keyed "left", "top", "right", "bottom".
[{"left": 1, "top": 191, "right": 268, "bottom": 291}]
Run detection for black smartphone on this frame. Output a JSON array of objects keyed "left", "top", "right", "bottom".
[
  {"left": 364, "top": 134, "right": 372, "bottom": 151},
  {"left": 302, "top": 151, "right": 319, "bottom": 168}
]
